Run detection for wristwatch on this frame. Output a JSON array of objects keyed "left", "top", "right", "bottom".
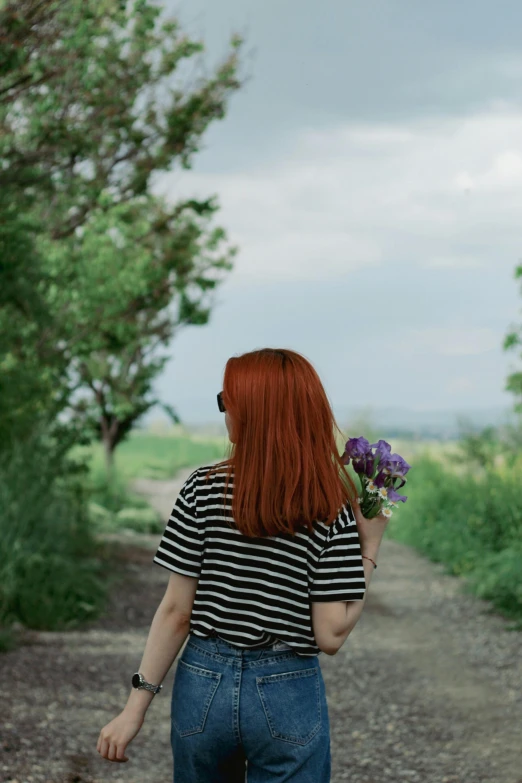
[{"left": 131, "top": 671, "right": 163, "bottom": 695}]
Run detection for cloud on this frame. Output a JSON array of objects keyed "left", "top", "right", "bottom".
[
  {"left": 446, "top": 375, "right": 476, "bottom": 394},
  {"left": 155, "top": 108, "right": 522, "bottom": 283},
  {"left": 401, "top": 328, "right": 499, "bottom": 357},
  {"left": 422, "top": 255, "right": 485, "bottom": 269}
]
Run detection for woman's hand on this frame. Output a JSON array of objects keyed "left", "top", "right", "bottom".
[
  {"left": 96, "top": 709, "right": 144, "bottom": 763},
  {"left": 351, "top": 497, "right": 390, "bottom": 559}
]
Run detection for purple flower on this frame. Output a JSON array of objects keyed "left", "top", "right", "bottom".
[
  {"left": 373, "top": 469, "right": 387, "bottom": 488},
  {"left": 344, "top": 437, "right": 372, "bottom": 459},
  {"left": 378, "top": 454, "right": 411, "bottom": 489},
  {"left": 386, "top": 453, "right": 411, "bottom": 478},
  {"left": 351, "top": 456, "right": 366, "bottom": 474},
  {"left": 387, "top": 487, "right": 408, "bottom": 503},
  {"left": 342, "top": 435, "right": 411, "bottom": 509},
  {"left": 370, "top": 439, "right": 392, "bottom": 470},
  {"left": 343, "top": 437, "right": 374, "bottom": 475},
  {"left": 371, "top": 439, "right": 392, "bottom": 456}
]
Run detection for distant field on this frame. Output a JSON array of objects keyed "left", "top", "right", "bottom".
[
  {"left": 334, "top": 432, "right": 460, "bottom": 466},
  {"left": 79, "top": 430, "right": 458, "bottom": 482},
  {"left": 79, "top": 430, "right": 230, "bottom": 480}
]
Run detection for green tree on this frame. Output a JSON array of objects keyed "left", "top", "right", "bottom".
[
  {"left": 0, "top": 0, "right": 242, "bottom": 451},
  {"left": 0, "top": 185, "right": 67, "bottom": 447},
  {"left": 44, "top": 193, "right": 236, "bottom": 469},
  {"left": 1, "top": 0, "right": 241, "bottom": 237}
]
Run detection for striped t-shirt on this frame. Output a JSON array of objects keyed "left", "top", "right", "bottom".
[{"left": 152, "top": 463, "right": 366, "bottom": 657}]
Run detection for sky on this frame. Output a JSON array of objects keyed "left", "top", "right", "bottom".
[{"left": 150, "top": 0, "right": 522, "bottom": 426}]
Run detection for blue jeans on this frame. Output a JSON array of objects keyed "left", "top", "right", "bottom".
[{"left": 171, "top": 634, "right": 331, "bottom": 782}]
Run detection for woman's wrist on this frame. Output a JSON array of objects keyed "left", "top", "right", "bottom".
[
  {"left": 124, "top": 687, "right": 154, "bottom": 720},
  {"left": 361, "top": 544, "right": 380, "bottom": 563}
]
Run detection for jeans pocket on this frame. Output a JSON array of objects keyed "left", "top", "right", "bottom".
[
  {"left": 172, "top": 659, "right": 222, "bottom": 737},
  {"left": 256, "top": 667, "right": 322, "bottom": 746}
]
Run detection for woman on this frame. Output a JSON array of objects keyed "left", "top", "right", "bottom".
[{"left": 96, "top": 347, "right": 389, "bottom": 782}]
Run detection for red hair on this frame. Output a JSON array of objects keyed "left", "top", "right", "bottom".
[{"left": 204, "top": 348, "right": 358, "bottom": 537}]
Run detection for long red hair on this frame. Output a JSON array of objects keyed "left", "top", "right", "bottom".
[{"left": 204, "top": 348, "right": 358, "bottom": 537}]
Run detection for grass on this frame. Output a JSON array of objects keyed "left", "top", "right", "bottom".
[
  {"left": 77, "top": 429, "right": 228, "bottom": 481},
  {"left": 387, "top": 453, "right": 522, "bottom": 624},
  {"left": 80, "top": 429, "right": 230, "bottom": 535}
]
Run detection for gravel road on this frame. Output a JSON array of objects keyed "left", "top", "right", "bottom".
[{"left": 1, "top": 468, "right": 521, "bottom": 783}]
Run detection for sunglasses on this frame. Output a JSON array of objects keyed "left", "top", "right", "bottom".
[{"left": 217, "top": 391, "right": 226, "bottom": 413}]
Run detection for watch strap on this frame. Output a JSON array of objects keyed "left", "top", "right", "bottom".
[
  {"left": 132, "top": 671, "right": 163, "bottom": 694},
  {"left": 142, "top": 681, "right": 162, "bottom": 694}
]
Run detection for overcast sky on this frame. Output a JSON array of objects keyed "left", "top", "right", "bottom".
[{"left": 150, "top": 0, "right": 522, "bottom": 425}]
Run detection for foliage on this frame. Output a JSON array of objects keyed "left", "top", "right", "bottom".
[
  {"left": 0, "top": 185, "right": 66, "bottom": 448},
  {"left": 453, "top": 416, "right": 522, "bottom": 472},
  {"left": 84, "top": 430, "right": 227, "bottom": 532},
  {"left": 452, "top": 421, "right": 503, "bottom": 470},
  {"left": 114, "top": 506, "right": 163, "bottom": 534},
  {"left": 0, "top": 0, "right": 242, "bottom": 237},
  {"left": 88, "top": 462, "right": 150, "bottom": 513},
  {"left": 388, "top": 454, "right": 522, "bottom": 621},
  {"left": 0, "top": 433, "right": 107, "bottom": 632},
  {"left": 43, "top": 194, "right": 236, "bottom": 465},
  {"left": 0, "top": 0, "right": 242, "bottom": 457}
]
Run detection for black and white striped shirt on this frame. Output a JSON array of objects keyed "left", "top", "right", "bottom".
[{"left": 152, "top": 463, "right": 366, "bottom": 657}]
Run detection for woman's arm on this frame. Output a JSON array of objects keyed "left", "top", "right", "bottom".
[
  {"left": 330, "top": 549, "right": 380, "bottom": 650},
  {"left": 123, "top": 604, "right": 191, "bottom": 718},
  {"left": 329, "top": 504, "right": 389, "bottom": 652},
  {"left": 96, "top": 604, "right": 190, "bottom": 763}
]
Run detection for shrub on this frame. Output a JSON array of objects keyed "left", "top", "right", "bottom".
[
  {"left": 88, "top": 463, "right": 150, "bottom": 513},
  {"left": 388, "top": 454, "right": 522, "bottom": 621},
  {"left": 115, "top": 506, "right": 163, "bottom": 534},
  {"left": 0, "top": 435, "right": 107, "bottom": 632}
]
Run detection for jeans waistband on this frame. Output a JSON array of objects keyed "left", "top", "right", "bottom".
[{"left": 188, "top": 633, "right": 293, "bottom": 654}]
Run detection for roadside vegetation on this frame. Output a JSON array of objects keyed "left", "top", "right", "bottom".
[{"left": 386, "top": 426, "right": 522, "bottom": 625}]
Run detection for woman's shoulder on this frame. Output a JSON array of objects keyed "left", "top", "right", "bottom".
[
  {"left": 190, "top": 461, "right": 232, "bottom": 487},
  {"left": 319, "top": 499, "right": 356, "bottom": 541}
]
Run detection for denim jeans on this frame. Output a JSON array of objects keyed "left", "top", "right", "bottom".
[{"left": 171, "top": 633, "right": 331, "bottom": 782}]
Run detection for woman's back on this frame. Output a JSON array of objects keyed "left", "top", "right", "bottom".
[{"left": 153, "top": 462, "right": 366, "bottom": 656}]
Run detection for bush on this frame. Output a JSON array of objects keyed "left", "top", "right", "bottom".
[
  {"left": 88, "top": 501, "right": 117, "bottom": 529},
  {"left": 115, "top": 506, "right": 163, "bottom": 534},
  {"left": 87, "top": 461, "right": 162, "bottom": 533},
  {"left": 0, "top": 435, "right": 107, "bottom": 633},
  {"left": 467, "top": 545, "right": 522, "bottom": 621},
  {"left": 88, "top": 463, "right": 150, "bottom": 513},
  {"left": 388, "top": 454, "right": 522, "bottom": 621}
]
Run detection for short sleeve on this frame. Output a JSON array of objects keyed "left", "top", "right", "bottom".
[
  {"left": 152, "top": 470, "right": 202, "bottom": 578},
  {"left": 309, "top": 502, "right": 366, "bottom": 602}
]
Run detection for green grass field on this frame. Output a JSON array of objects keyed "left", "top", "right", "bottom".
[
  {"left": 83, "top": 426, "right": 457, "bottom": 482},
  {"left": 78, "top": 429, "right": 230, "bottom": 481},
  {"left": 83, "top": 429, "right": 455, "bottom": 485}
]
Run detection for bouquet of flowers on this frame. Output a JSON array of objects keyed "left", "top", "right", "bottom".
[{"left": 341, "top": 437, "right": 411, "bottom": 519}]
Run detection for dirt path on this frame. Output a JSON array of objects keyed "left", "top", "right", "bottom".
[{"left": 1, "top": 470, "right": 521, "bottom": 783}]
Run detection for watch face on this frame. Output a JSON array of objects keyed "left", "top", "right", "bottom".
[{"left": 132, "top": 673, "right": 141, "bottom": 688}]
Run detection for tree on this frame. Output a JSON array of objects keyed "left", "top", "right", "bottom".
[
  {"left": 0, "top": 0, "right": 242, "bottom": 454},
  {"left": 0, "top": 0, "right": 241, "bottom": 237},
  {"left": 0, "top": 185, "right": 68, "bottom": 447},
  {"left": 44, "top": 193, "right": 236, "bottom": 469}
]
